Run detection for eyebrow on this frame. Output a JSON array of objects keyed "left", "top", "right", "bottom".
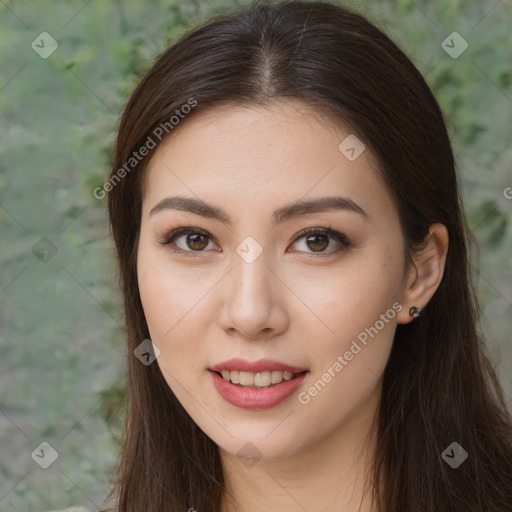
[{"left": 149, "top": 195, "right": 368, "bottom": 224}]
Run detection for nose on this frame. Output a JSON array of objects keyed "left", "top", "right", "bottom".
[{"left": 218, "top": 251, "right": 289, "bottom": 341}]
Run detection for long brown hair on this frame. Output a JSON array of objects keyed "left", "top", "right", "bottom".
[{"left": 104, "top": 1, "right": 512, "bottom": 510}]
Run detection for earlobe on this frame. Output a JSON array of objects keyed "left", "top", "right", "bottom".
[
  {"left": 397, "top": 223, "right": 449, "bottom": 324},
  {"left": 408, "top": 306, "right": 423, "bottom": 318}
]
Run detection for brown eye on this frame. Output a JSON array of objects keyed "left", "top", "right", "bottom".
[
  {"left": 186, "top": 233, "right": 209, "bottom": 251},
  {"left": 290, "top": 228, "right": 350, "bottom": 255},
  {"left": 158, "top": 227, "right": 217, "bottom": 253},
  {"left": 304, "top": 234, "right": 329, "bottom": 252}
]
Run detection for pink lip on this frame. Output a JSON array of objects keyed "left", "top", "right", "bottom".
[
  {"left": 209, "top": 370, "right": 309, "bottom": 410},
  {"left": 209, "top": 358, "right": 308, "bottom": 373}
]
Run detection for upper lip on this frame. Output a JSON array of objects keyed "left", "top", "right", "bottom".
[{"left": 209, "top": 358, "right": 308, "bottom": 374}]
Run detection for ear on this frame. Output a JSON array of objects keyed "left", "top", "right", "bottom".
[{"left": 397, "top": 223, "right": 449, "bottom": 324}]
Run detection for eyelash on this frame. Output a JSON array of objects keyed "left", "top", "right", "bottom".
[{"left": 157, "top": 226, "right": 351, "bottom": 257}]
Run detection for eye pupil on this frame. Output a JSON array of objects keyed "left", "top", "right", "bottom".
[
  {"left": 187, "top": 233, "right": 208, "bottom": 250},
  {"left": 306, "top": 235, "right": 329, "bottom": 252}
]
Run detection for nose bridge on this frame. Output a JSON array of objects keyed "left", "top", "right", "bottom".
[
  {"left": 220, "top": 245, "right": 288, "bottom": 339},
  {"left": 231, "top": 247, "right": 274, "bottom": 313}
]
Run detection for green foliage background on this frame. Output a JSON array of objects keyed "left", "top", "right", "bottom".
[{"left": 0, "top": 0, "right": 510, "bottom": 510}]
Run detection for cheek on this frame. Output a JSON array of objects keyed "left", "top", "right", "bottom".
[
  {"left": 137, "top": 248, "right": 214, "bottom": 381},
  {"left": 296, "top": 275, "right": 399, "bottom": 430},
  {"left": 309, "top": 284, "right": 398, "bottom": 382},
  {"left": 294, "top": 255, "right": 402, "bottom": 343},
  {"left": 294, "top": 255, "right": 402, "bottom": 395},
  {"left": 137, "top": 236, "right": 214, "bottom": 332},
  {"left": 138, "top": 266, "right": 210, "bottom": 404}
]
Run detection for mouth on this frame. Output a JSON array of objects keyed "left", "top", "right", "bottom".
[
  {"left": 208, "top": 358, "right": 310, "bottom": 409},
  {"left": 208, "top": 361, "right": 310, "bottom": 410},
  {"left": 210, "top": 369, "right": 308, "bottom": 389}
]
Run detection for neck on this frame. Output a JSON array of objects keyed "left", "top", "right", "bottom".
[{"left": 219, "top": 384, "right": 381, "bottom": 512}]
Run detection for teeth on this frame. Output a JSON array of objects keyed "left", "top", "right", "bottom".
[
  {"left": 218, "top": 369, "right": 301, "bottom": 387},
  {"left": 271, "top": 370, "right": 283, "bottom": 383},
  {"left": 239, "top": 371, "right": 254, "bottom": 386},
  {"left": 254, "top": 371, "right": 271, "bottom": 387}
]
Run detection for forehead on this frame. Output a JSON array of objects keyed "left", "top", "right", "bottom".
[
  {"left": 150, "top": 99, "right": 365, "bottom": 169},
  {"left": 142, "top": 99, "right": 394, "bottom": 222}
]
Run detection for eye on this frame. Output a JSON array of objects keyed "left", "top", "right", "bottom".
[
  {"left": 157, "top": 226, "right": 350, "bottom": 256},
  {"left": 289, "top": 227, "right": 350, "bottom": 255},
  {"left": 157, "top": 227, "right": 218, "bottom": 253}
]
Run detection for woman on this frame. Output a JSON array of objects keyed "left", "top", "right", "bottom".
[{"left": 104, "top": 1, "right": 512, "bottom": 510}]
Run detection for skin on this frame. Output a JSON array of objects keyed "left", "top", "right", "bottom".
[{"left": 137, "top": 99, "right": 449, "bottom": 511}]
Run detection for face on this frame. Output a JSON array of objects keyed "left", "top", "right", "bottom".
[{"left": 137, "top": 99, "right": 409, "bottom": 460}]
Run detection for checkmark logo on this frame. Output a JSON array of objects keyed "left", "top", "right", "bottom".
[
  {"left": 32, "top": 236, "right": 58, "bottom": 263},
  {"left": 236, "top": 236, "right": 263, "bottom": 263},
  {"left": 31, "top": 32, "right": 58, "bottom": 59},
  {"left": 441, "top": 32, "right": 468, "bottom": 59},
  {"left": 134, "top": 339, "right": 161, "bottom": 366},
  {"left": 31, "top": 441, "right": 59, "bottom": 469},
  {"left": 338, "top": 134, "right": 365, "bottom": 161},
  {"left": 236, "top": 442, "right": 262, "bottom": 468},
  {"left": 442, "top": 442, "right": 468, "bottom": 468}
]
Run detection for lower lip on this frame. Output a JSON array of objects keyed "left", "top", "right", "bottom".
[{"left": 209, "top": 370, "right": 309, "bottom": 410}]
